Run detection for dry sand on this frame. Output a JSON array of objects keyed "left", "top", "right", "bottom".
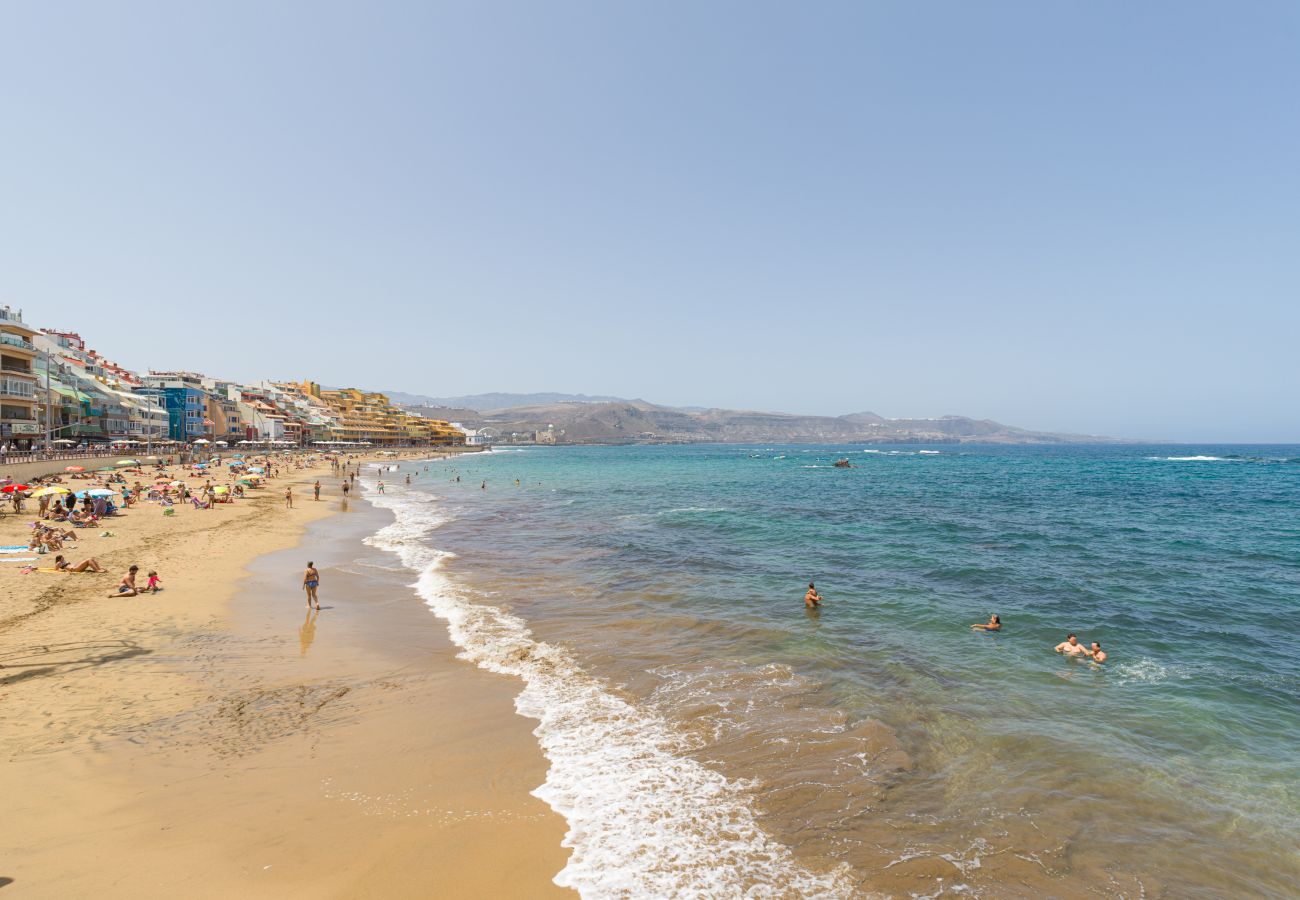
[{"left": 0, "top": 453, "right": 570, "bottom": 898}]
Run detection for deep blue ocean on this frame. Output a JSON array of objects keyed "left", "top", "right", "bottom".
[{"left": 370, "top": 444, "right": 1300, "bottom": 898}]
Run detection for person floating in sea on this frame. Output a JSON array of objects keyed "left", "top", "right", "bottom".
[
  {"left": 805, "top": 582, "right": 822, "bottom": 609},
  {"left": 481, "top": 480, "right": 486, "bottom": 490},
  {"left": 971, "top": 614, "right": 1001, "bottom": 631},
  {"left": 1054, "top": 633, "right": 1089, "bottom": 656},
  {"left": 303, "top": 561, "right": 321, "bottom": 610},
  {"left": 1088, "top": 641, "right": 1107, "bottom": 663}
]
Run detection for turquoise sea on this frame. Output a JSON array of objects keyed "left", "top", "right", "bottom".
[{"left": 367, "top": 444, "right": 1300, "bottom": 898}]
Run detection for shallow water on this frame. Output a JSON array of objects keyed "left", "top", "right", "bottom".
[{"left": 366, "top": 445, "right": 1300, "bottom": 898}]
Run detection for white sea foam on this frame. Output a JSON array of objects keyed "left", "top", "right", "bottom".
[
  {"left": 1148, "top": 455, "right": 1226, "bottom": 462},
  {"left": 361, "top": 482, "right": 852, "bottom": 898}
]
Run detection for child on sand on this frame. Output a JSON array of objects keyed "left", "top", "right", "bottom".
[{"left": 146, "top": 570, "right": 163, "bottom": 593}]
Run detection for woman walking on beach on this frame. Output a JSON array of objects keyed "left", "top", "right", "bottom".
[{"left": 303, "top": 561, "right": 321, "bottom": 610}]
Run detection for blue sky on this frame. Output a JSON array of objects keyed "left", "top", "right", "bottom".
[{"left": 2, "top": 2, "right": 1297, "bottom": 441}]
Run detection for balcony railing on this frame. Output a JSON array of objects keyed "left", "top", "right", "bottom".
[
  {"left": 0, "top": 333, "right": 35, "bottom": 351},
  {"left": 0, "top": 381, "right": 36, "bottom": 399}
]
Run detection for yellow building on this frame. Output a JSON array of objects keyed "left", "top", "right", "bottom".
[
  {"left": 0, "top": 307, "right": 41, "bottom": 449},
  {"left": 310, "top": 383, "right": 464, "bottom": 446}
]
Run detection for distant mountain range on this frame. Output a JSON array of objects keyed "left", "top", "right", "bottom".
[
  {"left": 385, "top": 391, "right": 629, "bottom": 410},
  {"left": 390, "top": 392, "right": 1112, "bottom": 444}
]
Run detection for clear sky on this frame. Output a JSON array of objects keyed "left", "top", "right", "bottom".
[{"left": 2, "top": 2, "right": 1297, "bottom": 441}]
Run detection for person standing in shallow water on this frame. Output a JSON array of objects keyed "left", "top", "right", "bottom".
[
  {"left": 805, "top": 582, "right": 822, "bottom": 608},
  {"left": 303, "top": 561, "right": 321, "bottom": 610},
  {"left": 313, "top": 480, "right": 321, "bottom": 501}
]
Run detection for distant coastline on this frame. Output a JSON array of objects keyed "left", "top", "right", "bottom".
[{"left": 384, "top": 392, "right": 1121, "bottom": 446}]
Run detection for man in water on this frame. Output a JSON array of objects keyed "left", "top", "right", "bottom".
[
  {"left": 1089, "top": 641, "right": 1107, "bottom": 663},
  {"left": 1054, "top": 633, "right": 1089, "bottom": 656},
  {"left": 805, "top": 582, "right": 822, "bottom": 609}
]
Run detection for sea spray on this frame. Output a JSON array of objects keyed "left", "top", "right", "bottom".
[{"left": 362, "top": 480, "right": 854, "bottom": 898}]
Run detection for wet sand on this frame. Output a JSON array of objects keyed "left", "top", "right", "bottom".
[{"left": 0, "top": 456, "right": 570, "bottom": 898}]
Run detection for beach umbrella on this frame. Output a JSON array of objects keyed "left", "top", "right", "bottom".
[
  {"left": 116, "top": 459, "right": 141, "bottom": 467},
  {"left": 64, "top": 465, "right": 85, "bottom": 473},
  {"left": 169, "top": 480, "right": 184, "bottom": 487},
  {"left": 85, "top": 488, "right": 118, "bottom": 498},
  {"left": 1, "top": 484, "right": 30, "bottom": 493},
  {"left": 31, "top": 486, "right": 72, "bottom": 498},
  {"left": 193, "top": 439, "right": 210, "bottom": 444},
  {"left": 248, "top": 466, "right": 265, "bottom": 473}
]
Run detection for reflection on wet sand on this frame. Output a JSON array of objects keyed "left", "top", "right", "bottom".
[{"left": 299, "top": 609, "right": 318, "bottom": 656}]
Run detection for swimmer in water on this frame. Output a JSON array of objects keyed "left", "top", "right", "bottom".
[
  {"left": 804, "top": 582, "right": 822, "bottom": 609},
  {"left": 1054, "top": 633, "right": 1089, "bottom": 656},
  {"left": 1088, "top": 641, "right": 1107, "bottom": 663},
  {"left": 971, "top": 614, "right": 1001, "bottom": 631}
]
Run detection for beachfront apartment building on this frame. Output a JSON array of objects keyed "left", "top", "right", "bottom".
[
  {"left": 139, "top": 372, "right": 211, "bottom": 442},
  {"left": 0, "top": 307, "right": 41, "bottom": 449},
  {"left": 199, "top": 379, "right": 249, "bottom": 445}
]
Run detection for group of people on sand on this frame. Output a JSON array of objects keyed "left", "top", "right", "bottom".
[{"left": 804, "top": 585, "right": 1109, "bottom": 663}]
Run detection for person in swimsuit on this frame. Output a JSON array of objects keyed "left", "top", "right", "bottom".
[
  {"left": 53, "top": 554, "right": 104, "bottom": 573},
  {"left": 972, "top": 614, "right": 1001, "bottom": 631},
  {"left": 1088, "top": 641, "right": 1107, "bottom": 663},
  {"left": 303, "top": 561, "right": 321, "bottom": 610},
  {"left": 109, "top": 565, "right": 140, "bottom": 597},
  {"left": 313, "top": 480, "right": 321, "bottom": 501},
  {"left": 1054, "top": 633, "right": 1089, "bottom": 656},
  {"left": 145, "top": 570, "right": 163, "bottom": 593},
  {"left": 284, "top": 485, "right": 294, "bottom": 508},
  {"left": 805, "top": 582, "right": 822, "bottom": 609}
]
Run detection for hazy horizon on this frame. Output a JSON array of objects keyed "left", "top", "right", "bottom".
[{"left": 2, "top": 2, "right": 1298, "bottom": 442}]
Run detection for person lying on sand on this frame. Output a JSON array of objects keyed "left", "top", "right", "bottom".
[
  {"left": 1054, "top": 633, "right": 1089, "bottom": 656},
  {"left": 53, "top": 554, "right": 104, "bottom": 573},
  {"left": 971, "top": 614, "right": 1001, "bottom": 631}
]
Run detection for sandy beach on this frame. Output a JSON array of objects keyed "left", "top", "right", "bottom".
[{"left": 0, "top": 453, "right": 570, "bottom": 898}]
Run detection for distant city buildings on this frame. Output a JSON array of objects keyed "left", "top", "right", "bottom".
[{"left": 0, "top": 306, "right": 466, "bottom": 450}]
